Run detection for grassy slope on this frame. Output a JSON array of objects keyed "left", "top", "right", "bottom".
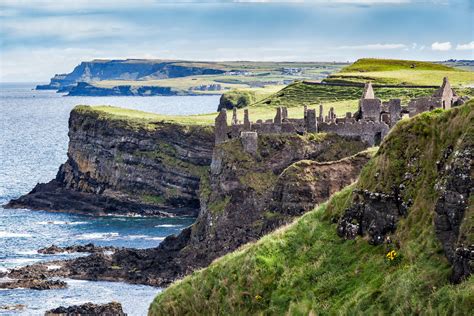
[
  {"left": 325, "top": 58, "right": 474, "bottom": 86},
  {"left": 149, "top": 102, "right": 474, "bottom": 316},
  {"left": 90, "top": 61, "right": 346, "bottom": 95},
  {"left": 251, "top": 82, "right": 441, "bottom": 111},
  {"left": 73, "top": 105, "right": 216, "bottom": 127}
]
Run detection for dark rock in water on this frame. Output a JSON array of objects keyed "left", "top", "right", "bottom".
[
  {"left": 0, "top": 279, "right": 67, "bottom": 290},
  {"left": 45, "top": 302, "right": 125, "bottom": 316},
  {"left": 38, "top": 243, "right": 118, "bottom": 255}
]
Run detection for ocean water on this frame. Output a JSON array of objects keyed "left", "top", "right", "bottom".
[{"left": 0, "top": 83, "right": 219, "bottom": 315}]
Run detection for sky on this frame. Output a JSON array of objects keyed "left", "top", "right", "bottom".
[{"left": 0, "top": 0, "right": 473, "bottom": 82}]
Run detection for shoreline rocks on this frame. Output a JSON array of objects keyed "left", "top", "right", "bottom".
[
  {"left": 45, "top": 302, "right": 125, "bottom": 316},
  {"left": 0, "top": 279, "right": 67, "bottom": 290},
  {"left": 38, "top": 244, "right": 118, "bottom": 255}
]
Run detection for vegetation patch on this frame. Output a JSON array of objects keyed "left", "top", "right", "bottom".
[
  {"left": 324, "top": 58, "right": 473, "bottom": 86},
  {"left": 149, "top": 102, "right": 474, "bottom": 316}
]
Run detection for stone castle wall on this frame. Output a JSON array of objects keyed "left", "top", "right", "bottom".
[{"left": 319, "top": 120, "right": 389, "bottom": 146}]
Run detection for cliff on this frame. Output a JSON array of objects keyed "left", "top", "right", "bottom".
[
  {"left": 5, "top": 130, "right": 370, "bottom": 288},
  {"left": 36, "top": 59, "right": 226, "bottom": 91},
  {"left": 149, "top": 102, "right": 473, "bottom": 315},
  {"left": 7, "top": 106, "right": 214, "bottom": 216},
  {"left": 66, "top": 82, "right": 180, "bottom": 96}
]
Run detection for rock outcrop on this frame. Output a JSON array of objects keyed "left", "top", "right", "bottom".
[
  {"left": 6, "top": 132, "right": 370, "bottom": 287},
  {"left": 0, "top": 279, "right": 67, "bottom": 290},
  {"left": 45, "top": 302, "right": 125, "bottom": 316},
  {"left": 337, "top": 102, "right": 473, "bottom": 283},
  {"left": 7, "top": 106, "right": 214, "bottom": 216}
]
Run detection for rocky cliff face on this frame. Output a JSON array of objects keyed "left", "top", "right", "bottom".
[
  {"left": 36, "top": 59, "right": 225, "bottom": 91},
  {"left": 7, "top": 106, "right": 214, "bottom": 216},
  {"left": 10, "top": 132, "right": 371, "bottom": 286},
  {"left": 337, "top": 102, "right": 473, "bottom": 283},
  {"left": 187, "top": 134, "right": 370, "bottom": 264}
]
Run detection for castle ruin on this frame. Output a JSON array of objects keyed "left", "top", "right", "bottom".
[{"left": 214, "top": 77, "right": 465, "bottom": 149}]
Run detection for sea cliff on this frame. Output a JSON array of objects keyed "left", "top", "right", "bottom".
[
  {"left": 4, "top": 113, "right": 371, "bottom": 287},
  {"left": 7, "top": 106, "right": 214, "bottom": 216}
]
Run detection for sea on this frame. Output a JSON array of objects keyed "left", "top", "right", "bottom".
[{"left": 0, "top": 83, "right": 220, "bottom": 315}]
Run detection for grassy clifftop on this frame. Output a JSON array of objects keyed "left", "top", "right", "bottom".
[
  {"left": 73, "top": 105, "right": 216, "bottom": 128},
  {"left": 325, "top": 58, "right": 473, "bottom": 86},
  {"left": 340, "top": 58, "right": 456, "bottom": 72},
  {"left": 149, "top": 102, "right": 473, "bottom": 315}
]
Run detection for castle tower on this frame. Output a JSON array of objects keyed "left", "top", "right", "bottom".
[
  {"left": 318, "top": 104, "right": 324, "bottom": 122},
  {"left": 274, "top": 107, "right": 282, "bottom": 124},
  {"left": 232, "top": 107, "right": 238, "bottom": 125},
  {"left": 282, "top": 107, "right": 288, "bottom": 121},
  {"left": 244, "top": 109, "right": 251, "bottom": 130},
  {"left": 305, "top": 109, "right": 317, "bottom": 133},
  {"left": 362, "top": 82, "right": 375, "bottom": 99},
  {"left": 433, "top": 77, "right": 455, "bottom": 109},
  {"left": 359, "top": 81, "right": 381, "bottom": 122},
  {"left": 215, "top": 109, "right": 228, "bottom": 144}
]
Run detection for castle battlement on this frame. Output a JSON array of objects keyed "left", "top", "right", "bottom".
[{"left": 214, "top": 77, "right": 467, "bottom": 147}]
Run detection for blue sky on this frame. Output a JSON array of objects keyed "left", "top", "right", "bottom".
[{"left": 0, "top": 0, "right": 473, "bottom": 82}]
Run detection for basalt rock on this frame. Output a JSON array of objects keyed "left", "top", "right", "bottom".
[
  {"left": 5, "top": 133, "right": 369, "bottom": 287},
  {"left": 45, "top": 302, "right": 125, "bottom": 316},
  {"left": 337, "top": 188, "right": 410, "bottom": 245},
  {"left": 336, "top": 103, "right": 473, "bottom": 283},
  {"left": 0, "top": 279, "right": 67, "bottom": 290},
  {"left": 434, "top": 145, "right": 473, "bottom": 283},
  {"left": 38, "top": 244, "right": 118, "bottom": 255},
  {"left": 7, "top": 106, "right": 214, "bottom": 216},
  {"left": 272, "top": 151, "right": 372, "bottom": 216}
]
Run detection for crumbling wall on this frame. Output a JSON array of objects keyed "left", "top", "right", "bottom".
[{"left": 319, "top": 121, "right": 389, "bottom": 146}]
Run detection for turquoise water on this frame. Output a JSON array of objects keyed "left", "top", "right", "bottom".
[{"left": 0, "top": 84, "right": 219, "bottom": 315}]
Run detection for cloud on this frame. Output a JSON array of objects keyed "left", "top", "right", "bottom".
[
  {"left": 2, "top": 16, "right": 146, "bottom": 41},
  {"left": 336, "top": 43, "right": 407, "bottom": 50},
  {"left": 431, "top": 41, "right": 452, "bottom": 51},
  {"left": 456, "top": 41, "right": 474, "bottom": 51}
]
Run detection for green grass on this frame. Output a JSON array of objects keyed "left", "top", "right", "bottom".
[
  {"left": 340, "top": 58, "right": 457, "bottom": 72},
  {"left": 250, "top": 81, "right": 445, "bottom": 112},
  {"left": 73, "top": 105, "right": 217, "bottom": 127},
  {"left": 325, "top": 58, "right": 474, "bottom": 86},
  {"left": 149, "top": 102, "right": 474, "bottom": 316}
]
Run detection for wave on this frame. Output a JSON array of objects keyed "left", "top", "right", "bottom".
[
  {"left": 16, "top": 250, "right": 38, "bottom": 255},
  {"left": 0, "top": 231, "right": 32, "bottom": 238},
  {"left": 126, "top": 235, "right": 165, "bottom": 241},
  {"left": 154, "top": 224, "right": 180, "bottom": 228},
  {"left": 77, "top": 232, "right": 120, "bottom": 240},
  {"left": 36, "top": 221, "right": 88, "bottom": 225}
]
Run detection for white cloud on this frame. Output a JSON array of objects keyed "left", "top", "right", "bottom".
[
  {"left": 336, "top": 43, "right": 407, "bottom": 50},
  {"left": 431, "top": 41, "right": 452, "bottom": 51},
  {"left": 456, "top": 41, "right": 474, "bottom": 51},
  {"left": 2, "top": 16, "right": 146, "bottom": 41}
]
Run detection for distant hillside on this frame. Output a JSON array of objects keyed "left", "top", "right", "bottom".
[
  {"left": 340, "top": 58, "right": 456, "bottom": 72},
  {"left": 150, "top": 102, "right": 473, "bottom": 315},
  {"left": 36, "top": 59, "right": 226, "bottom": 91},
  {"left": 37, "top": 59, "right": 347, "bottom": 94},
  {"left": 324, "top": 58, "right": 473, "bottom": 86}
]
